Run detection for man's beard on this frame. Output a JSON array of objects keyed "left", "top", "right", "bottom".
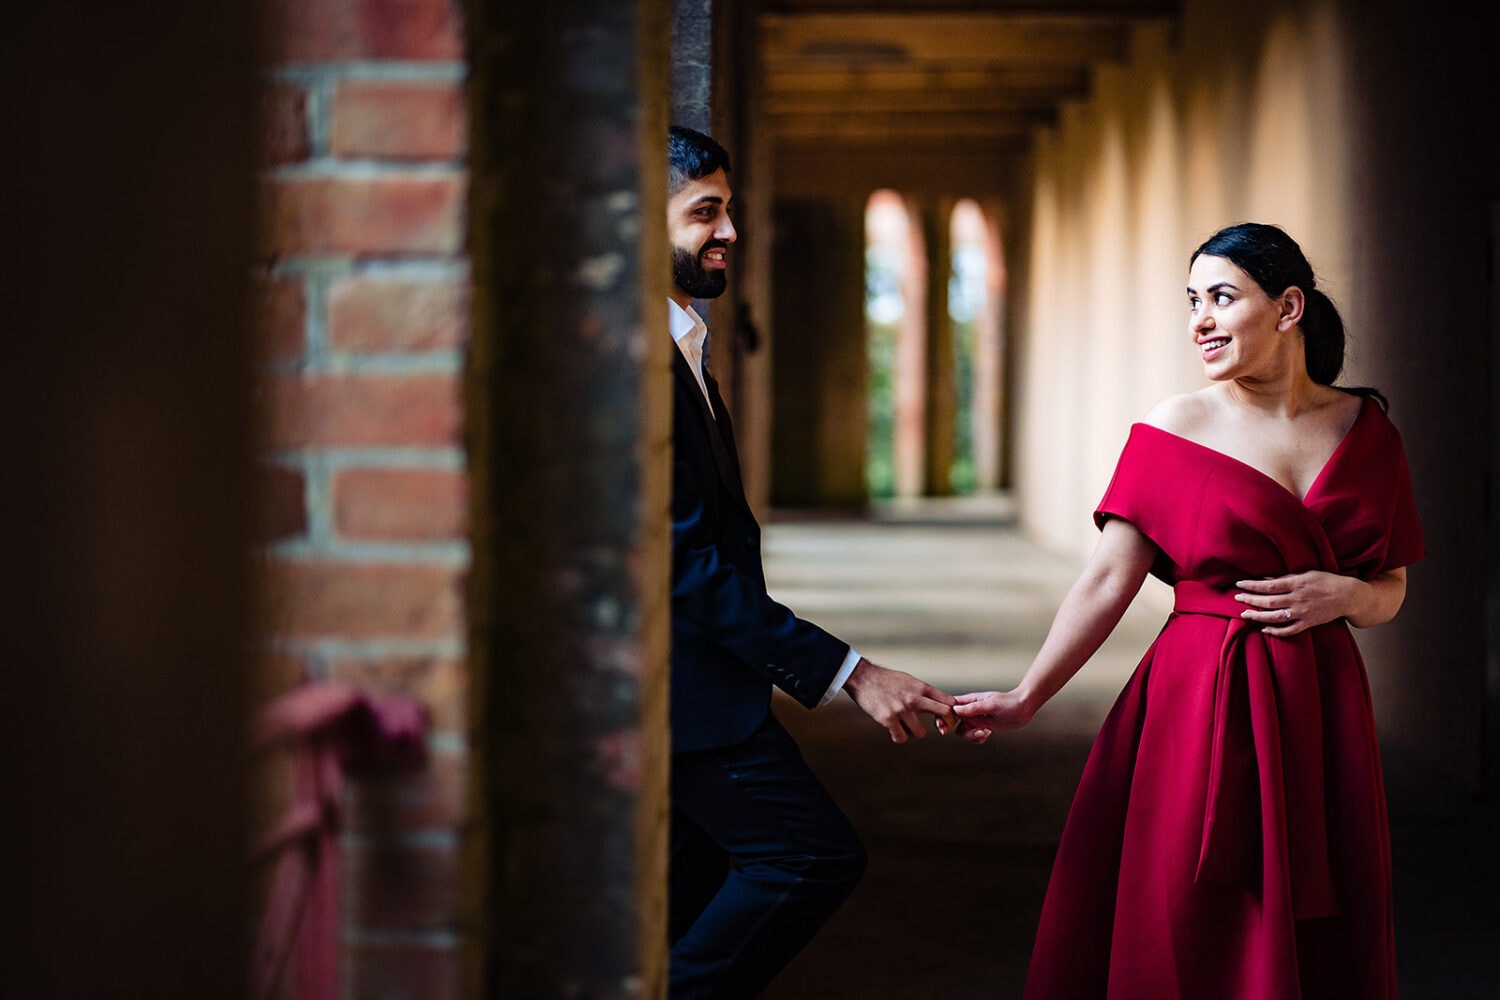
[{"left": 673, "top": 242, "right": 728, "bottom": 300}]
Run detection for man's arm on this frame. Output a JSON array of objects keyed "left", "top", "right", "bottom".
[
  {"left": 842, "top": 656, "right": 958, "bottom": 744},
  {"left": 671, "top": 445, "right": 847, "bottom": 706},
  {"left": 671, "top": 387, "right": 956, "bottom": 736}
]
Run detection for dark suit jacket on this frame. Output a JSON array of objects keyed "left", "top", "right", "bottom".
[{"left": 669, "top": 344, "right": 848, "bottom": 752}]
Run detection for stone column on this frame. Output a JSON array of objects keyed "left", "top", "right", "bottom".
[
  {"left": 922, "top": 197, "right": 959, "bottom": 497},
  {"left": 671, "top": 0, "right": 712, "bottom": 132},
  {"left": 771, "top": 196, "right": 870, "bottom": 509},
  {"left": 465, "top": 2, "right": 671, "bottom": 997}
]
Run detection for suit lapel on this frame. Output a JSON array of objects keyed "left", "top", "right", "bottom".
[
  {"left": 672, "top": 349, "right": 744, "bottom": 498},
  {"left": 704, "top": 372, "right": 746, "bottom": 485}
]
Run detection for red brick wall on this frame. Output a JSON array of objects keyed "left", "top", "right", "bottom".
[{"left": 254, "top": 1, "right": 468, "bottom": 996}]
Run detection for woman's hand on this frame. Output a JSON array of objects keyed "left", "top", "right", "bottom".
[
  {"left": 1235, "top": 570, "right": 1355, "bottom": 636},
  {"left": 1235, "top": 567, "right": 1407, "bottom": 635},
  {"left": 951, "top": 519, "right": 1157, "bottom": 746},
  {"left": 951, "top": 689, "right": 1035, "bottom": 745}
]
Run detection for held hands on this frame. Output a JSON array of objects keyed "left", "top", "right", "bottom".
[
  {"left": 843, "top": 657, "right": 958, "bottom": 744},
  {"left": 951, "top": 689, "right": 1035, "bottom": 745}
]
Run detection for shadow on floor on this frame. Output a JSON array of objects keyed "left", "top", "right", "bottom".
[{"left": 762, "top": 695, "right": 1102, "bottom": 1000}]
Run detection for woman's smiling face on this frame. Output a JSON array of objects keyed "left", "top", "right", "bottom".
[{"left": 1187, "top": 253, "right": 1298, "bottom": 382}]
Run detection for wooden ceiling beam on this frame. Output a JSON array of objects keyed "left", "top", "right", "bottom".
[
  {"left": 756, "top": 3, "right": 1183, "bottom": 195},
  {"left": 762, "top": 13, "right": 1133, "bottom": 66},
  {"left": 772, "top": 142, "right": 1025, "bottom": 198},
  {"left": 769, "top": 108, "right": 1045, "bottom": 142},
  {"left": 761, "top": 0, "right": 1176, "bottom": 13},
  {"left": 775, "top": 136, "right": 1031, "bottom": 156},
  {"left": 764, "top": 65, "right": 1091, "bottom": 95},
  {"left": 765, "top": 84, "right": 1081, "bottom": 116}
]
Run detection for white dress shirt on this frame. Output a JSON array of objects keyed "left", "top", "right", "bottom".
[
  {"left": 669, "top": 298, "right": 861, "bottom": 706},
  {"left": 669, "top": 299, "right": 714, "bottom": 414}
]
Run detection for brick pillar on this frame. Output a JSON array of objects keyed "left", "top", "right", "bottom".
[
  {"left": 921, "top": 197, "right": 958, "bottom": 497},
  {"left": 9, "top": 4, "right": 255, "bottom": 998},
  {"left": 254, "top": 0, "right": 470, "bottom": 996},
  {"left": 465, "top": 2, "right": 671, "bottom": 997}
]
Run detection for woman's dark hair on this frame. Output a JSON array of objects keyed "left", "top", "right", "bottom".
[
  {"left": 1191, "top": 222, "right": 1385, "bottom": 409},
  {"left": 668, "top": 125, "right": 732, "bottom": 195}
]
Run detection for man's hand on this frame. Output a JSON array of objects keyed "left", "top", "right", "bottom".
[{"left": 842, "top": 657, "right": 958, "bottom": 744}]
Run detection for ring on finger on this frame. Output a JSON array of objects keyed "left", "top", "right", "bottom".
[{"left": 1282, "top": 608, "right": 1292, "bottom": 622}]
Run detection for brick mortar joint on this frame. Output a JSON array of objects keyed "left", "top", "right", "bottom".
[
  {"left": 260, "top": 258, "right": 470, "bottom": 280},
  {"left": 262, "top": 636, "right": 466, "bottom": 659},
  {"left": 263, "top": 539, "right": 471, "bottom": 564},
  {"left": 265, "top": 62, "right": 466, "bottom": 85},
  {"left": 261, "top": 448, "right": 467, "bottom": 469},
  {"left": 261, "top": 353, "right": 466, "bottom": 376},
  {"left": 263, "top": 161, "right": 468, "bottom": 179}
]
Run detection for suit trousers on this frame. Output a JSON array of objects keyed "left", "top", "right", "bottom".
[{"left": 668, "top": 712, "right": 867, "bottom": 999}]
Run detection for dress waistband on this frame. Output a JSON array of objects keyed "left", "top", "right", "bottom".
[{"left": 1172, "top": 580, "right": 1248, "bottom": 619}]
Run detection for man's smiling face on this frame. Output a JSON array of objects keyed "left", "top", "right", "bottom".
[{"left": 667, "top": 167, "right": 736, "bottom": 307}]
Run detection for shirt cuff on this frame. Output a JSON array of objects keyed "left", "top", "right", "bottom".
[{"left": 818, "top": 648, "right": 863, "bottom": 707}]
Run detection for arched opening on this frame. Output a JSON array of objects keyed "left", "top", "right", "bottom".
[
  {"left": 863, "top": 189, "right": 908, "bottom": 499},
  {"left": 863, "top": 192, "right": 1007, "bottom": 502},
  {"left": 948, "top": 197, "right": 991, "bottom": 495}
]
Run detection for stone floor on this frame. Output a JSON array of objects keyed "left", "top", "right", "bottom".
[{"left": 752, "top": 496, "right": 1499, "bottom": 1000}]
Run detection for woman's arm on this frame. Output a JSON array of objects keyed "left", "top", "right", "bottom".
[{"left": 954, "top": 517, "right": 1157, "bottom": 742}]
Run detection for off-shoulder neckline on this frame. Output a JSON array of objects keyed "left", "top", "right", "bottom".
[{"left": 1132, "top": 396, "right": 1370, "bottom": 505}]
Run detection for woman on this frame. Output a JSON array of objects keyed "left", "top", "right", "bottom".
[{"left": 955, "top": 223, "right": 1423, "bottom": 999}]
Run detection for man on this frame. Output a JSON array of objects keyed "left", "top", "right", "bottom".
[{"left": 665, "top": 124, "right": 957, "bottom": 999}]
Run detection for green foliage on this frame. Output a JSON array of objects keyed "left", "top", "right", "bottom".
[{"left": 865, "top": 241, "right": 980, "bottom": 498}]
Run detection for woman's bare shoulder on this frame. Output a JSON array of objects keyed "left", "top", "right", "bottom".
[{"left": 1142, "top": 389, "right": 1217, "bottom": 436}]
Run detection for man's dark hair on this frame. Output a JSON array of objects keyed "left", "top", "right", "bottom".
[{"left": 669, "top": 125, "right": 732, "bottom": 195}]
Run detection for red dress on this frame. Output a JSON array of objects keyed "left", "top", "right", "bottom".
[{"left": 1024, "top": 397, "right": 1424, "bottom": 1000}]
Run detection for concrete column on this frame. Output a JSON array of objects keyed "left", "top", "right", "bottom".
[
  {"left": 771, "top": 196, "right": 869, "bottom": 509},
  {"left": 465, "top": 2, "right": 671, "bottom": 997},
  {"left": 922, "top": 197, "right": 959, "bottom": 497}
]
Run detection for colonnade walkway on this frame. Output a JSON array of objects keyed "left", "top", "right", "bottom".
[{"left": 755, "top": 495, "right": 1498, "bottom": 1000}]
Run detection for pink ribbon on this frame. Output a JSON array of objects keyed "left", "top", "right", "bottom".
[{"left": 249, "top": 682, "right": 427, "bottom": 1000}]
